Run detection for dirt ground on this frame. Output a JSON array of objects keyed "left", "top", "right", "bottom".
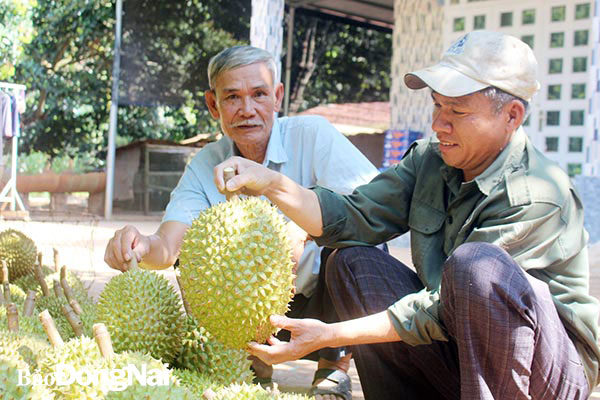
[{"left": 1, "top": 211, "right": 599, "bottom": 398}]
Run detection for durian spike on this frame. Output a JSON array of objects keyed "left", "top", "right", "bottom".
[
  {"left": 34, "top": 258, "right": 50, "bottom": 297},
  {"left": 202, "top": 388, "right": 217, "bottom": 400},
  {"left": 39, "top": 309, "right": 64, "bottom": 347},
  {"left": 175, "top": 273, "right": 192, "bottom": 315},
  {"left": 23, "top": 290, "right": 36, "bottom": 317},
  {"left": 53, "top": 248, "right": 60, "bottom": 273},
  {"left": 61, "top": 303, "right": 83, "bottom": 337},
  {"left": 53, "top": 279, "right": 65, "bottom": 299},
  {"left": 6, "top": 302, "right": 18, "bottom": 332},
  {"left": 223, "top": 167, "right": 241, "bottom": 200},
  {"left": 93, "top": 323, "right": 115, "bottom": 360},
  {"left": 60, "top": 265, "right": 82, "bottom": 314}
]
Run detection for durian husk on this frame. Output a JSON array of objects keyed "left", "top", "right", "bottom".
[
  {"left": 104, "top": 351, "right": 193, "bottom": 400},
  {"left": 96, "top": 267, "right": 184, "bottom": 365},
  {"left": 179, "top": 197, "right": 295, "bottom": 349},
  {"left": 174, "top": 315, "right": 254, "bottom": 385},
  {"left": 0, "top": 228, "right": 37, "bottom": 281},
  {"left": 209, "top": 382, "right": 311, "bottom": 399},
  {"left": 37, "top": 336, "right": 106, "bottom": 399}
]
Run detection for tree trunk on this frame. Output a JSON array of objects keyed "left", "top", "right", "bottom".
[{"left": 289, "top": 19, "right": 332, "bottom": 114}]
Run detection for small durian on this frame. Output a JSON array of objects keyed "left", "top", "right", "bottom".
[
  {"left": 209, "top": 382, "right": 311, "bottom": 399},
  {"left": 0, "top": 354, "right": 52, "bottom": 400},
  {"left": 96, "top": 261, "right": 184, "bottom": 365},
  {"left": 173, "top": 368, "right": 223, "bottom": 398},
  {"left": 179, "top": 197, "right": 294, "bottom": 349},
  {"left": 0, "top": 229, "right": 37, "bottom": 281},
  {"left": 103, "top": 350, "right": 181, "bottom": 398},
  {"left": 37, "top": 336, "right": 106, "bottom": 399},
  {"left": 174, "top": 315, "right": 254, "bottom": 385}
]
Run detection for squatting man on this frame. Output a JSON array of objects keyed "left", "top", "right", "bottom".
[
  {"left": 104, "top": 45, "right": 378, "bottom": 400},
  {"left": 214, "top": 31, "right": 600, "bottom": 400}
]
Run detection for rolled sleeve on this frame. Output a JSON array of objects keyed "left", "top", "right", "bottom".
[
  {"left": 387, "top": 288, "right": 448, "bottom": 346},
  {"left": 311, "top": 186, "right": 349, "bottom": 247}
]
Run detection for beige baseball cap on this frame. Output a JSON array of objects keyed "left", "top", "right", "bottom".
[{"left": 404, "top": 30, "right": 540, "bottom": 101}]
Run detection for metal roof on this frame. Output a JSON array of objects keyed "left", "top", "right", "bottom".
[{"left": 286, "top": 0, "right": 394, "bottom": 30}]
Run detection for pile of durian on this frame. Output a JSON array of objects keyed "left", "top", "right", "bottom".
[{"left": 0, "top": 196, "right": 307, "bottom": 400}]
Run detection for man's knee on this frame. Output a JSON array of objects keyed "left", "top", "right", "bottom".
[
  {"left": 325, "top": 247, "right": 364, "bottom": 283},
  {"left": 442, "top": 242, "right": 517, "bottom": 298}
]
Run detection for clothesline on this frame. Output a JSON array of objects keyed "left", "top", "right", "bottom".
[{"left": 0, "top": 82, "right": 27, "bottom": 91}]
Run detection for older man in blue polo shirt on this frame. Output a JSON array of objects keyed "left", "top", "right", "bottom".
[{"left": 104, "top": 45, "right": 378, "bottom": 400}]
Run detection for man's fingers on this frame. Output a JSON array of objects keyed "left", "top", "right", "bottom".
[{"left": 269, "top": 315, "right": 295, "bottom": 330}]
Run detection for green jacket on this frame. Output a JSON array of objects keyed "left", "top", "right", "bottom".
[{"left": 313, "top": 127, "right": 600, "bottom": 388}]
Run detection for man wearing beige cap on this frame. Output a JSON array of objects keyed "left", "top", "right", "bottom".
[{"left": 216, "top": 31, "right": 600, "bottom": 399}]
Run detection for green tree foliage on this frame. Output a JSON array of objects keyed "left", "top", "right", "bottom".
[
  {"left": 286, "top": 11, "right": 392, "bottom": 113},
  {"left": 0, "top": 0, "right": 35, "bottom": 79},
  {"left": 3, "top": 0, "right": 247, "bottom": 170}
]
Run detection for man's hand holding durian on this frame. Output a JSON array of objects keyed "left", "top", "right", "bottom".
[{"left": 214, "top": 156, "right": 324, "bottom": 239}]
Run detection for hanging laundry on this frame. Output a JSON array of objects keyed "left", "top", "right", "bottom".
[
  {"left": 0, "top": 90, "right": 11, "bottom": 137},
  {"left": 0, "top": 90, "right": 12, "bottom": 169},
  {"left": 10, "top": 94, "right": 19, "bottom": 137}
]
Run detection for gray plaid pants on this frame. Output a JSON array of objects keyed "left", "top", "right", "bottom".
[{"left": 325, "top": 242, "right": 590, "bottom": 399}]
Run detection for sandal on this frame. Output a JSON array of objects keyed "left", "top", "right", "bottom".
[{"left": 310, "top": 368, "right": 352, "bottom": 400}]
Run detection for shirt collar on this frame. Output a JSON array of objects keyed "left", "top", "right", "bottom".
[
  {"left": 227, "top": 118, "right": 288, "bottom": 166},
  {"left": 474, "top": 126, "right": 527, "bottom": 195},
  {"left": 437, "top": 127, "right": 527, "bottom": 196}
]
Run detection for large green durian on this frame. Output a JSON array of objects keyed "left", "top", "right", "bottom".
[
  {"left": 174, "top": 315, "right": 253, "bottom": 385},
  {"left": 179, "top": 197, "right": 294, "bottom": 349},
  {"left": 0, "top": 229, "right": 37, "bottom": 281},
  {"left": 96, "top": 267, "right": 184, "bottom": 365}
]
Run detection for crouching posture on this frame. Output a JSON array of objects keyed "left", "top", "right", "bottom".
[{"left": 216, "top": 31, "right": 600, "bottom": 399}]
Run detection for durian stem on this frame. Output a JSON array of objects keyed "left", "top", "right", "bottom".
[
  {"left": 34, "top": 259, "right": 50, "bottom": 297},
  {"left": 37, "top": 252, "right": 43, "bottom": 270},
  {"left": 6, "top": 303, "right": 18, "bottom": 332},
  {"left": 223, "top": 167, "right": 241, "bottom": 200},
  {"left": 61, "top": 303, "right": 83, "bottom": 337},
  {"left": 39, "top": 310, "right": 64, "bottom": 347},
  {"left": 93, "top": 323, "right": 115, "bottom": 360},
  {"left": 127, "top": 249, "right": 140, "bottom": 270},
  {"left": 2, "top": 282, "right": 10, "bottom": 304},
  {"left": 175, "top": 274, "right": 192, "bottom": 315},
  {"left": 53, "top": 248, "right": 60, "bottom": 273},
  {"left": 1, "top": 260, "right": 8, "bottom": 284},
  {"left": 60, "top": 266, "right": 82, "bottom": 314},
  {"left": 53, "top": 279, "right": 65, "bottom": 299},
  {"left": 23, "top": 290, "right": 36, "bottom": 317}
]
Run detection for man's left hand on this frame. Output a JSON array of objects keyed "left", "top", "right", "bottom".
[{"left": 247, "top": 315, "right": 332, "bottom": 365}]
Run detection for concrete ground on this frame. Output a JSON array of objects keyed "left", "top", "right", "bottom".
[{"left": 1, "top": 209, "right": 599, "bottom": 398}]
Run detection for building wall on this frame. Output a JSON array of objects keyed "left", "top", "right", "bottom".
[
  {"left": 250, "top": 0, "right": 284, "bottom": 81},
  {"left": 444, "top": 0, "right": 598, "bottom": 176},
  {"left": 390, "top": 0, "right": 445, "bottom": 134}
]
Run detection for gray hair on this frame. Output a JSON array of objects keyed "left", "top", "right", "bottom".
[
  {"left": 207, "top": 46, "right": 279, "bottom": 89},
  {"left": 480, "top": 86, "right": 530, "bottom": 119}
]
